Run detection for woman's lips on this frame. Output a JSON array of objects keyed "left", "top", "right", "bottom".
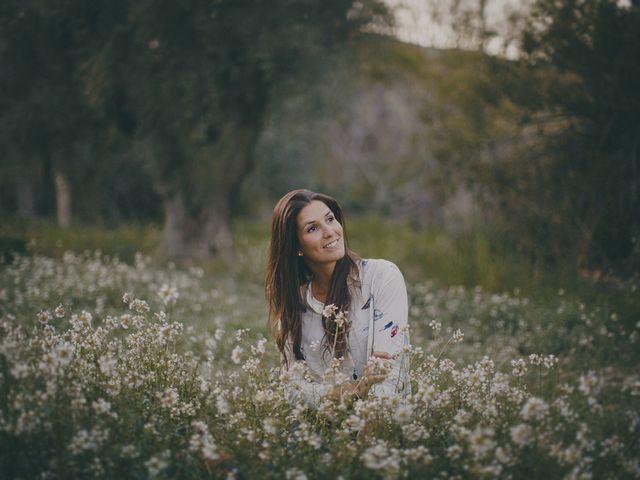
[{"left": 324, "top": 238, "right": 341, "bottom": 249}]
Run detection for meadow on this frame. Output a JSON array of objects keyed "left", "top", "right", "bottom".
[{"left": 0, "top": 221, "right": 638, "bottom": 479}]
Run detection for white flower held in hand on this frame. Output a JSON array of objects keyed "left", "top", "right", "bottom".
[
  {"left": 322, "top": 304, "right": 338, "bottom": 319},
  {"left": 334, "top": 310, "right": 348, "bottom": 328}
]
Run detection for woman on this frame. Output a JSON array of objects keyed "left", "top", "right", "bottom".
[{"left": 265, "top": 189, "right": 410, "bottom": 408}]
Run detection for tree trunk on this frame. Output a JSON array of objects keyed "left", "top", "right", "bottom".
[
  {"left": 158, "top": 189, "right": 235, "bottom": 261},
  {"left": 54, "top": 170, "right": 71, "bottom": 227},
  {"left": 199, "top": 203, "right": 235, "bottom": 260},
  {"left": 16, "top": 171, "right": 35, "bottom": 219},
  {"left": 160, "top": 190, "right": 190, "bottom": 258},
  {"left": 156, "top": 111, "right": 265, "bottom": 261}
]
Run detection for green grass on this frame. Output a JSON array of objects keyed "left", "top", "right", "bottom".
[
  {"left": 0, "top": 219, "right": 160, "bottom": 263},
  {"left": 3, "top": 217, "right": 636, "bottom": 301}
]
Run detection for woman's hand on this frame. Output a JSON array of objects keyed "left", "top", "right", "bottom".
[
  {"left": 346, "top": 351, "right": 393, "bottom": 399},
  {"left": 356, "top": 351, "right": 392, "bottom": 396},
  {"left": 327, "top": 351, "right": 393, "bottom": 402}
]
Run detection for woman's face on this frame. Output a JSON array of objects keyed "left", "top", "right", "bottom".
[{"left": 296, "top": 200, "right": 345, "bottom": 270}]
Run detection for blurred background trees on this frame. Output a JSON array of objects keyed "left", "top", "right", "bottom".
[
  {"left": 0, "top": 0, "right": 392, "bottom": 259},
  {"left": 428, "top": 0, "right": 640, "bottom": 273},
  {"left": 1, "top": 0, "right": 638, "bottom": 275}
]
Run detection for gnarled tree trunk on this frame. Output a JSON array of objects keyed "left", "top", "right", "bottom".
[
  {"left": 54, "top": 169, "right": 71, "bottom": 227},
  {"left": 155, "top": 112, "right": 264, "bottom": 261},
  {"left": 16, "top": 168, "right": 35, "bottom": 219},
  {"left": 158, "top": 189, "right": 235, "bottom": 261}
]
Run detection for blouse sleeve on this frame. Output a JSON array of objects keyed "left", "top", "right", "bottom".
[
  {"left": 368, "top": 261, "right": 411, "bottom": 398},
  {"left": 280, "top": 338, "right": 332, "bottom": 409}
]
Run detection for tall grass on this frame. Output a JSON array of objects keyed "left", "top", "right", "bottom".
[
  {"left": 0, "top": 220, "right": 160, "bottom": 263},
  {"left": 3, "top": 217, "right": 637, "bottom": 326}
]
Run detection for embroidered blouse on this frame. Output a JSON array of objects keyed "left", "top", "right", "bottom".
[{"left": 282, "top": 259, "right": 410, "bottom": 408}]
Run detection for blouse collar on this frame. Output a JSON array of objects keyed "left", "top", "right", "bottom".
[{"left": 305, "top": 277, "right": 325, "bottom": 315}]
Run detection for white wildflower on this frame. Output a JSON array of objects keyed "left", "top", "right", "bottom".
[
  {"left": 120, "top": 313, "right": 132, "bottom": 329},
  {"left": 366, "top": 356, "right": 391, "bottom": 376},
  {"left": 543, "top": 354, "right": 558, "bottom": 369},
  {"left": 158, "top": 387, "right": 179, "bottom": 409},
  {"left": 402, "top": 423, "right": 428, "bottom": 441},
  {"left": 157, "top": 324, "right": 174, "bottom": 344},
  {"left": 68, "top": 429, "right": 97, "bottom": 455},
  {"left": 251, "top": 338, "right": 267, "bottom": 356},
  {"left": 306, "top": 433, "right": 322, "bottom": 449},
  {"left": 54, "top": 342, "right": 74, "bottom": 366},
  {"left": 447, "top": 445, "right": 462, "bottom": 460},
  {"left": 76, "top": 310, "right": 92, "bottom": 325},
  {"left": 68, "top": 427, "right": 107, "bottom": 455},
  {"left": 190, "top": 420, "right": 219, "bottom": 462},
  {"left": 495, "top": 446, "right": 512, "bottom": 464},
  {"left": 510, "top": 423, "right": 533, "bottom": 446},
  {"left": 216, "top": 395, "right": 231, "bottom": 414},
  {"left": 262, "top": 418, "right": 278, "bottom": 435},
  {"left": 394, "top": 404, "right": 413, "bottom": 424},
  {"left": 10, "top": 362, "right": 30, "bottom": 379},
  {"left": 520, "top": 397, "right": 549, "bottom": 421},
  {"left": 92, "top": 399, "right": 112, "bottom": 415},
  {"left": 334, "top": 310, "right": 348, "bottom": 328},
  {"left": 511, "top": 359, "right": 528, "bottom": 377},
  {"left": 129, "top": 298, "right": 149, "bottom": 313},
  {"left": 98, "top": 355, "right": 117, "bottom": 377},
  {"left": 145, "top": 452, "right": 169, "bottom": 477},
  {"left": 452, "top": 329, "right": 464, "bottom": 343},
  {"left": 285, "top": 468, "right": 308, "bottom": 480},
  {"left": 234, "top": 328, "right": 250, "bottom": 342},
  {"left": 578, "top": 371, "right": 604, "bottom": 397},
  {"left": 361, "top": 441, "right": 400, "bottom": 474},
  {"left": 529, "top": 354, "right": 542, "bottom": 366},
  {"left": 37, "top": 310, "right": 51, "bottom": 325},
  {"left": 231, "top": 346, "right": 244, "bottom": 364},
  {"left": 468, "top": 426, "right": 495, "bottom": 458},
  {"left": 158, "top": 284, "right": 179, "bottom": 305},
  {"left": 121, "top": 444, "right": 139, "bottom": 458},
  {"left": 205, "top": 336, "right": 217, "bottom": 352},
  {"left": 343, "top": 415, "right": 366, "bottom": 432},
  {"left": 322, "top": 304, "right": 338, "bottom": 318}
]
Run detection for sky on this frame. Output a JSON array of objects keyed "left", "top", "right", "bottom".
[
  {"left": 387, "top": 0, "right": 635, "bottom": 56},
  {"left": 385, "top": 0, "right": 527, "bottom": 57}
]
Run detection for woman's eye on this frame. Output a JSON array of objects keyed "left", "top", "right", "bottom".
[
  {"left": 327, "top": 216, "right": 335, "bottom": 223},
  {"left": 307, "top": 225, "right": 317, "bottom": 233}
]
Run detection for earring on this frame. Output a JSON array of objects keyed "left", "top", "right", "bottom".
[{"left": 298, "top": 251, "right": 303, "bottom": 256}]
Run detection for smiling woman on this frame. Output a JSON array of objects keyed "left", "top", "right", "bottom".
[{"left": 265, "top": 189, "right": 410, "bottom": 408}]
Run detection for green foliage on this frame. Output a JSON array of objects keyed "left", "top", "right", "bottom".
[
  {"left": 0, "top": 0, "right": 392, "bottom": 258},
  {"left": 518, "top": 0, "right": 640, "bottom": 268},
  {"left": 410, "top": 1, "right": 640, "bottom": 277},
  {"left": 487, "top": 1, "right": 639, "bottom": 272},
  {"left": 0, "top": 221, "right": 160, "bottom": 263}
]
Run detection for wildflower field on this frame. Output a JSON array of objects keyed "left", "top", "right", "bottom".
[{"left": 1, "top": 230, "right": 639, "bottom": 479}]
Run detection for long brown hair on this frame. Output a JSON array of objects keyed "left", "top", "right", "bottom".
[{"left": 265, "top": 189, "right": 360, "bottom": 367}]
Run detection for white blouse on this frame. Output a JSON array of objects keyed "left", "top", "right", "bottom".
[{"left": 282, "top": 259, "right": 410, "bottom": 408}]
